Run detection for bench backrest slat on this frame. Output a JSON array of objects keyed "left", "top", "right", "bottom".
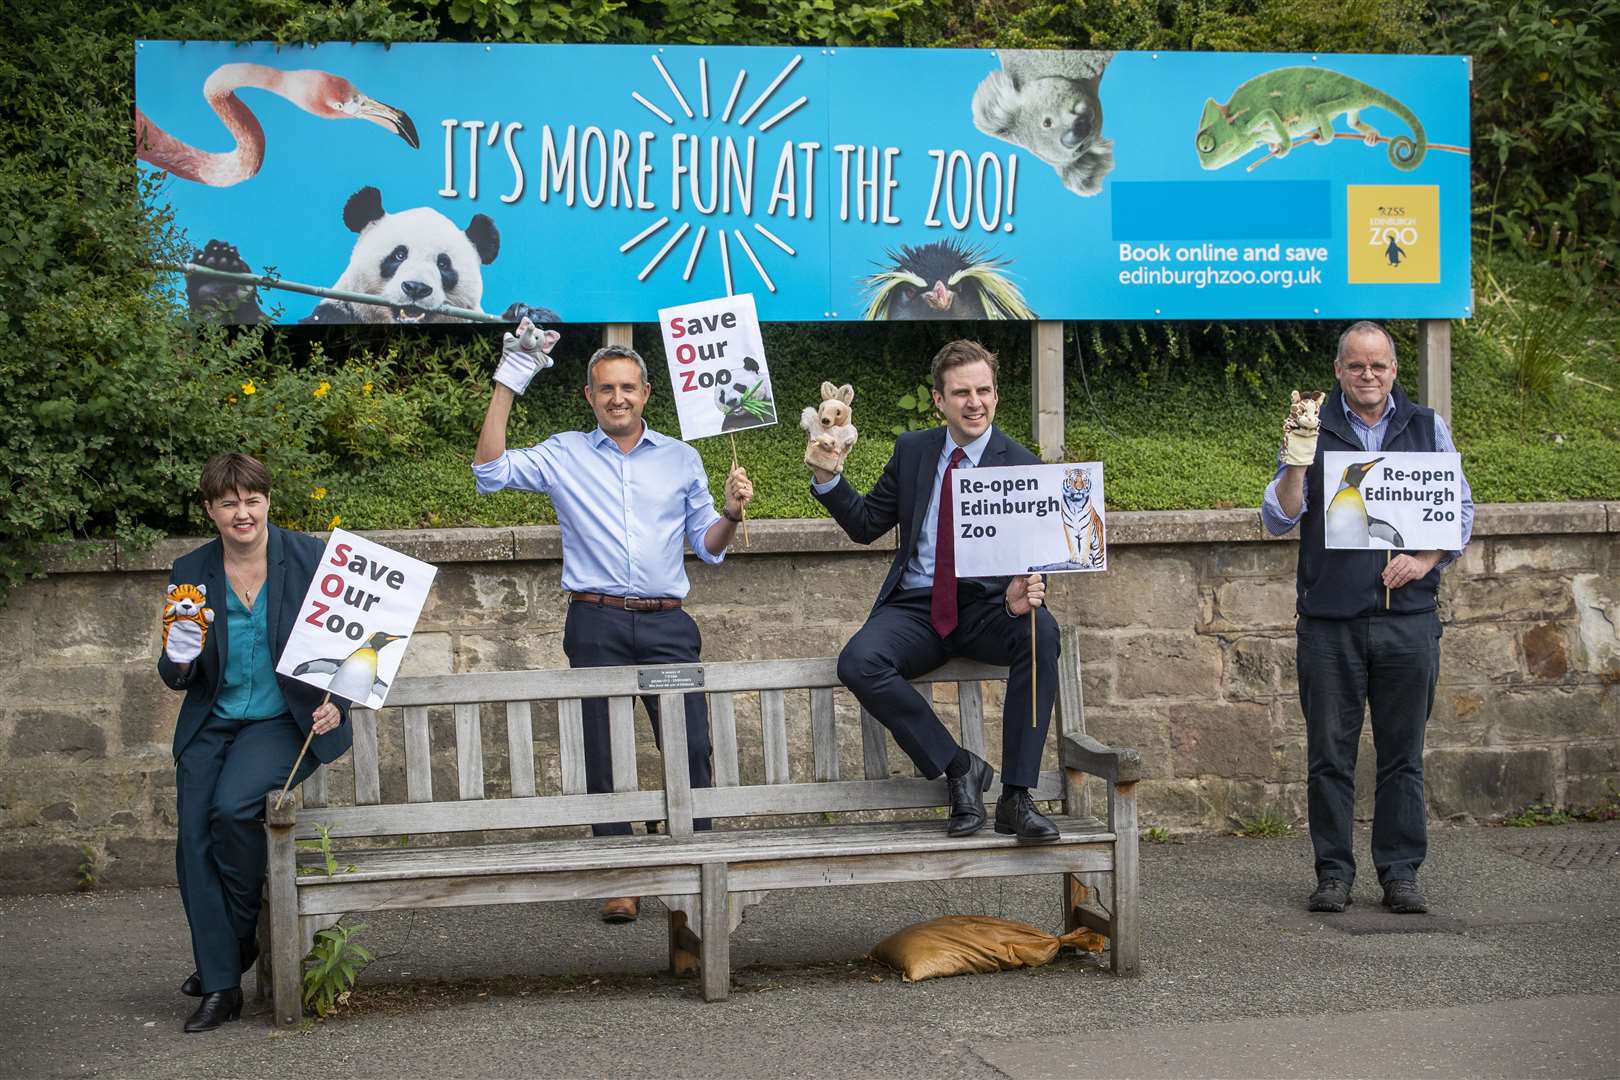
[
  {"left": 404, "top": 706, "right": 433, "bottom": 802},
  {"left": 690, "top": 771, "right": 1063, "bottom": 820},
  {"left": 382, "top": 656, "right": 1005, "bottom": 706},
  {"left": 455, "top": 703, "right": 484, "bottom": 800},
  {"left": 711, "top": 692, "right": 741, "bottom": 786},
  {"left": 352, "top": 708, "right": 382, "bottom": 806},
  {"left": 303, "top": 764, "right": 327, "bottom": 808},
  {"left": 761, "top": 689, "right": 790, "bottom": 784},
  {"left": 557, "top": 698, "right": 586, "bottom": 795},
  {"left": 860, "top": 707, "right": 889, "bottom": 779},
  {"left": 957, "top": 681, "right": 987, "bottom": 759},
  {"left": 299, "top": 791, "right": 670, "bottom": 839},
  {"left": 658, "top": 690, "right": 694, "bottom": 836},
  {"left": 608, "top": 696, "right": 638, "bottom": 792},
  {"left": 506, "top": 701, "right": 536, "bottom": 798},
  {"left": 810, "top": 687, "right": 838, "bottom": 782}
]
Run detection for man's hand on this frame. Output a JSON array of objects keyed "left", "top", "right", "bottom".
[
  {"left": 1005, "top": 573, "right": 1046, "bottom": 616},
  {"left": 1383, "top": 551, "right": 1442, "bottom": 590},
  {"left": 164, "top": 618, "right": 205, "bottom": 666},
  {"left": 493, "top": 317, "right": 559, "bottom": 395},
  {"left": 311, "top": 700, "right": 342, "bottom": 736},
  {"left": 810, "top": 465, "right": 837, "bottom": 485},
  {"left": 1279, "top": 395, "right": 1321, "bottom": 468},
  {"left": 725, "top": 466, "right": 754, "bottom": 519}
]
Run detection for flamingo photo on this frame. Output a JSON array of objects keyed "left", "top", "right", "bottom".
[{"left": 135, "top": 63, "right": 419, "bottom": 187}]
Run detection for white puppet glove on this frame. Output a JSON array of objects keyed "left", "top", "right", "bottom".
[
  {"left": 164, "top": 617, "right": 206, "bottom": 665},
  {"left": 493, "top": 317, "right": 561, "bottom": 395},
  {"left": 1280, "top": 390, "right": 1324, "bottom": 468}
]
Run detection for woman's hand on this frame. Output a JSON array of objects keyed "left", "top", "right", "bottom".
[
  {"left": 311, "top": 700, "right": 342, "bottom": 736},
  {"left": 164, "top": 618, "right": 206, "bottom": 666}
]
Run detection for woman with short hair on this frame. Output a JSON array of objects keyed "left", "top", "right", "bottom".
[{"left": 157, "top": 453, "right": 351, "bottom": 1031}]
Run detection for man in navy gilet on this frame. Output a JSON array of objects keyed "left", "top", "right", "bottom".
[{"left": 1262, "top": 321, "right": 1474, "bottom": 915}]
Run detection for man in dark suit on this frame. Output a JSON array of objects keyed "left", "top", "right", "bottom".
[{"left": 811, "top": 340, "right": 1060, "bottom": 841}]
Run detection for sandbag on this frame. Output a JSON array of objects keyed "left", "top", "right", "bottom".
[{"left": 871, "top": 914, "right": 1108, "bottom": 983}]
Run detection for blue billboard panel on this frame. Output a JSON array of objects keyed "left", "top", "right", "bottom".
[{"left": 135, "top": 42, "right": 1471, "bottom": 324}]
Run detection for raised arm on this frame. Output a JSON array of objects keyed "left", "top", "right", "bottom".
[{"left": 812, "top": 445, "right": 902, "bottom": 545}]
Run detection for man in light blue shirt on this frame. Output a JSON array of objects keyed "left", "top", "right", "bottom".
[{"left": 473, "top": 320, "right": 752, "bottom": 929}]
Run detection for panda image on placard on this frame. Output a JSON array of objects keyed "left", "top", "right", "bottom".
[
  {"left": 185, "top": 185, "right": 557, "bottom": 326},
  {"left": 714, "top": 354, "right": 777, "bottom": 433}
]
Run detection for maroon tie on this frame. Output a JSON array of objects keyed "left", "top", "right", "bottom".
[{"left": 931, "top": 447, "right": 968, "bottom": 638}]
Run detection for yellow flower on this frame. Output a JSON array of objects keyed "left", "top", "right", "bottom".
[
  {"left": 241, "top": 380, "right": 257, "bottom": 395},
  {"left": 313, "top": 381, "right": 331, "bottom": 399},
  {"left": 361, "top": 382, "right": 373, "bottom": 395},
  {"left": 310, "top": 487, "right": 327, "bottom": 501},
  {"left": 327, "top": 514, "right": 341, "bottom": 530},
  {"left": 226, "top": 395, "right": 238, "bottom": 405}
]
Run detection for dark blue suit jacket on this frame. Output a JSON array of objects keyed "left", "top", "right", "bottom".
[
  {"left": 157, "top": 525, "right": 352, "bottom": 764},
  {"left": 812, "top": 425, "right": 1040, "bottom": 612}
]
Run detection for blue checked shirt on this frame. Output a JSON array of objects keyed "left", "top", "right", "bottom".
[{"left": 474, "top": 424, "right": 726, "bottom": 598}]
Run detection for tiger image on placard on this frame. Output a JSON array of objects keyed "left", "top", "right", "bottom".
[{"left": 1058, "top": 466, "right": 1105, "bottom": 569}]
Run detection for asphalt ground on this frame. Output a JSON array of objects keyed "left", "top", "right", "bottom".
[{"left": 2, "top": 820, "right": 1616, "bottom": 1079}]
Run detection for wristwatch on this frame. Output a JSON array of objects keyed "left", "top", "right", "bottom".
[{"left": 723, "top": 506, "right": 745, "bottom": 524}]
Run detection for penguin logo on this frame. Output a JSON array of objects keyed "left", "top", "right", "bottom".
[
  {"left": 293, "top": 631, "right": 407, "bottom": 702},
  {"left": 1325, "top": 457, "right": 1406, "bottom": 548}
]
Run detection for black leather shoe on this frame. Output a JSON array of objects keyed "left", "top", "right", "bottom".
[
  {"left": 1381, "top": 878, "right": 1428, "bottom": 914},
  {"left": 994, "top": 789, "right": 1061, "bottom": 842},
  {"left": 1308, "top": 878, "right": 1353, "bottom": 912},
  {"left": 183, "top": 987, "right": 242, "bottom": 1033},
  {"left": 182, "top": 938, "right": 259, "bottom": 998},
  {"left": 944, "top": 752, "right": 994, "bottom": 836}
]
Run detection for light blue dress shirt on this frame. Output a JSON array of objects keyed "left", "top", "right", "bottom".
[
  {"left": 813, "top": 426, "right": 994, "bottom": 590},
  {"left": 473, "top": 424, "right": 726, "bottom": 598},
  {"left": 1261, "top": 395, "right": 1474, "bottom": 563},
  {"left": 212, "top": 587, "right": 288, "bottom": 721}
]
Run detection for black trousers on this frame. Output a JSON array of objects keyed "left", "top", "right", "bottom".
[
  {"left": 175, "top": 711, "right": 318, "bottom": 992},
  {"left": 562, "top": 600, "right": 714, "bottom": 836},
  {"left": 1297, "top": 610, "right": 1440, "bottom": 886},
  {"left": 836, "top": 587, "right": 1059, "bottom": 789}
]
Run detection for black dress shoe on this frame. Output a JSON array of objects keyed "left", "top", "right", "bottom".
[
  {"left": 182, "top": 938, "right": 259, "bottom": 998},
  {"left": 994, "top": 788, "right": 1061, "bottom": 842},
  {"left": 944, "top": 752, "right": 994, "bottom": 837},
  {"left": 183, "top": 986, "right": 243, "bottom": 1033}
]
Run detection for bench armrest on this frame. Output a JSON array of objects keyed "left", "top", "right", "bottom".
[{"left": 1060, "top": 733, "right": 1143, "bottom": 785}]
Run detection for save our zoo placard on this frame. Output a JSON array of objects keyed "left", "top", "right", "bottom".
[
  {"left": 275, "top": 529, "right": 437, "bottom": 709},
  {"left": 1322, "top": 451, "right": 1463, "bottom": 551},
  {"left": 952, "top": 463, "right": 1108, "bottom": 577},
  {"left": 657, "top": 292, "right": 778, "bottom": 440}
]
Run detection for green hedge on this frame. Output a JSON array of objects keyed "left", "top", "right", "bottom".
[{"left": 3, "top": 0, "right": 1617, "bottom": 602}]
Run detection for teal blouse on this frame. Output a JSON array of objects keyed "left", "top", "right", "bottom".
[{"left": 212, "top": 586, "right": 288, "bottom": 721}]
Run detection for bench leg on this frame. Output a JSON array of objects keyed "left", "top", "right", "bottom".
[
  {"left": 667, "top": 908, "right": 700, "bottom": 978},
  {"left": 264, "top": 795, "right": 304, "bottom": 1025},
  {"left": 699, "top": 862, "right": 730, "bottom": 1003},
  {"left": 1062, "top": 873, "right": 1087, "bottom": 934},
  {"left": 1109, "top": 780, "right": 1141, "bottom": 976}
]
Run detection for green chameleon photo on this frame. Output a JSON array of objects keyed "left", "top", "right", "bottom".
[{"left": 1195, "top": 67, "right": 1427, "bottom": 171}]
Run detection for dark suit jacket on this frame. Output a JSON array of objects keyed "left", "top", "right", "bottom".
[
  {"left": 157, "top": 525, "right": 353, "bottom": 764},
  {"left": 812, "top": 425, "right": 1041, "bottom": 612}
]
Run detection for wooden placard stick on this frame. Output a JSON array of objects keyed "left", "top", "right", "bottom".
[
  {"left": 728, "top": 433, "right": 750, "bottom": 548},
  {"left": 1385, "top": 550, "right": 1392, "bottom": 609},
  {"left": 274, "top": 692, "right": 330, "bottom": 811},
  {"left": 1030, "top": 607, "right": 1038, "bottom": 728}
]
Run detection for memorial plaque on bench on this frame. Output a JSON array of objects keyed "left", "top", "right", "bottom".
[{"left": 638, "top": 666, "right": 705, "bottom": 691}]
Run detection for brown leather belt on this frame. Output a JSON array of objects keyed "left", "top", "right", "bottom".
[{"left": 570, "top": 592, "right": 682, "bottom": 612}]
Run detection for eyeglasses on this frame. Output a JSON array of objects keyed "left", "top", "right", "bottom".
[{"left": 1341, "top": 363, "right": 1393, "bottom": 378}]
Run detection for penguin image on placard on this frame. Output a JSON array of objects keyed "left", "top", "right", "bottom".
[
  {"left": 293, "top": 631, "right": 407, "bottom": 703},
  {"left": 1326, "top": 458, "right": 1406, "bottom": 548}
]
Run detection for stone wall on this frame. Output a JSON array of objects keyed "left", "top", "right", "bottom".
[{"left": 2, "top": 504, "right": 1616, "bottom": 893}]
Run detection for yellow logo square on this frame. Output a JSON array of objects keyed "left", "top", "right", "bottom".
[{"left": 1347, "top": 185, "right": 1440, "bottom": 284}]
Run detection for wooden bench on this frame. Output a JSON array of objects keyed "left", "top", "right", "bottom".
[{"left": 261, "top": 625, "right": 1142, "bottom": 1024}]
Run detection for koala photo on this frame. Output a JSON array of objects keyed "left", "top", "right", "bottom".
[{"left": 971, "top": 50, "right": 1116, "bottom": 198}]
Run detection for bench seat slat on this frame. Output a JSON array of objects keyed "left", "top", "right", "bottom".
[{"left": 293, "top": 815, "right": 1113, "bottom": 886}]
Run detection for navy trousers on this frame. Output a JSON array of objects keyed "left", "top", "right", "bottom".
[
  {"left": 836, "top": 587, "right": 1060, "bottom": 789},
  {"left": 562, "top": 600, "right": 714, "bottom": 837},
  {"left": 1297, "top": 611, "right": 1440, "bottom": 886},
  {"left": 175, "top": 711, "right": 317, "bottom": 993}
]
